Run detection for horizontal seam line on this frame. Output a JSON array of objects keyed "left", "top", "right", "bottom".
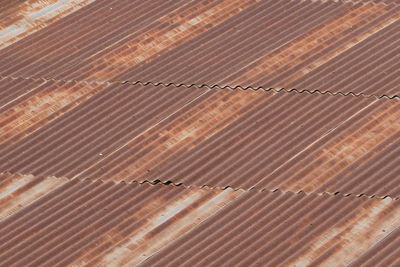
[
  {"left": 0, "top": 74, "right": 399, "bottom": 101},
  {"left": 2, "top": 171, "right": 399, "bottom": 201}
]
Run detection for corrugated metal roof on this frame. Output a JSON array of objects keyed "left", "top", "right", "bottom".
[
  {"left": 0, "top": 172, "right": 399, "bottom": 266},
  {"left": 0, "top": 0, "right": 399, "bottom": 97},
  {"left": 0, "top": 77, "right": 398, "bottom": 198},
  {"left": 142, "top": 188, "right": 400, "bottom": 267},
  {"left": 1, "top": 0, "right": 400, "bottom": 265},
  {"left": 0, "top": 173, "right": 242, "bottom": 266}
]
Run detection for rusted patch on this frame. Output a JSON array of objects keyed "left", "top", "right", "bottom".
[
  {"left": 85, "top": 89, "right": 266, "bottom": 181},
  {"left": 281, "top": 101, "right": 400, "bottom": 193},
  {"left": 0, "top": 0, "right": 96, "bottom": 48},
  {"left": 0, "top": 172, "right": 67, "bottom": 220},
  {"left": 0, "top": 81, "right": 108, "bottom": 149},
  {"left": 85, "top": 0, "right": 260, "bottom": 81},
  {"left": 74, "top": 187, "right": 241, "bottom": 266},
  {"left": 289, "top": 198, "right": 400, "bottom": 266},
  {"left": 230, "top": 2, "right": 397, "bottom": 87}
]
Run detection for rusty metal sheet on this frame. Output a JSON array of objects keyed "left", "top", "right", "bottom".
[
  {"left": 349, "top": 226, "right": 400, "bottom": 267},
  {"left": 0, "top": 77, "right": 109, "bottom": 149},
  {"left": 1, "top": 77, "right": 399, "bottom": 198},
  {"left": 131, "top": 188, "right": 400, "bottom": 266},
  {"left": 0, "top": 1, "right": 399, "bottom": 266},
  {"left": 1, "top": 172, "right": 398, "bottom": 266},
  {"left": 0, "top": 173, "right": 242, "bottom": 266},
  {"left": 0, "top": 0, "right": 96, "bottom": 48},
  {"left": 0, "top": 0, "right": 399, "bottom": 97}
]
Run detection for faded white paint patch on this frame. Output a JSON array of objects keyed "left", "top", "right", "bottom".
[
  {"left": 290, "top": 198, "right": 400, "bottom": 267},
  {"left": 0, "top": 0, "right": 96, "bottom": 48},
  {"left": 86, "top": 188, "right": 240, "bottom": 266},
  {"left": 0, "top": 173, "right": 67, "bottom": 220}
]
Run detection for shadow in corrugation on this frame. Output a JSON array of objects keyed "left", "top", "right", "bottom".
[
  {"left": 140, "top": 188, "right": 400, "bottom": 267},
  {"left": 0, "top": 0, "right": 399, "bottom": 97},
  {"left": 0, "top": 173, "right": 241, "bottom": 266}
]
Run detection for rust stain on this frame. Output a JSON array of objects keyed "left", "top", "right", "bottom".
[
  {"left": 0, "top": 0, "right": 96, "bottom": 48},
  {"left": 72, "top": 187, "right": 241, "bottom": 266},
  {"left": 289, "top": 198, "right": 400, "bottom": 266},
  {"left": 282, "top": 101, "right": 400, "bottom": 192},
  {"left": 93, "top": 89, "right": 266, "bottom": 181},
  {"left": 231, "top": 2, "right": 396, "bottom": 86},
  {"left": 86, "top": 0, "right": 260, "bottom": 81},
  {"left": 0, "top": 81, "right": 108, "bottom": 149},
  {"left": 0, "top": 173, "right": 67, "bottom": 220}
]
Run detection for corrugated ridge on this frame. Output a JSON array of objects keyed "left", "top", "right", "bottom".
[
  {"left": 1, "top": 75, "right": 399, "bottom": 100},
  {"left": 1, "top": 172, "right": 398, "bottom": 265},
  {"left": 140, "top": 187, "right": 400, "bottom": 267},
  {"left": 1, "top": 0, "right": 399, "bottom": 97},
  {"left": 1, "top": 77, "right": 397, "bottom": 199},
  {"left": 348, "top": 226, "right": 400, "bottom": 267},
  {"left": 0, "top": 171, "right": 241, "bottom": 266}
]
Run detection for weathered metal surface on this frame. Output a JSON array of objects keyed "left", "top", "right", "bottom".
[
  {"left": 0, "top": 0, "right": 399, "bottom": 97},
  {"left": 0, "top": 172, "right": 68, "bottom": 220},
  {"left": 0, "top": 173, "right": 242, "bottom": 266},
  {"left": 0, "top": 77, "right": 109, "bottom": 149},
  {"left": 1, "top": 1, "right": 400, "bottom": 265},
  {"left": 0, "top": 77, "right": 399, "bottom": 198},
  {"left": 137, "top": 189, "right": 400, "bottom": 267},
  {"left": 0, "top": 0, "right": 95, "bottom": 48},
  {"left": 0, "top": 173, "right": 398, "bottom": 266},
  {"left": 349, "top": 226, "right": 400, "bottom": 267}
]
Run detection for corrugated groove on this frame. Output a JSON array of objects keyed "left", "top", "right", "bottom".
[
  {"left": 1, "top": 0, "right": 400, "bottom": 266},
  {"left": 0, "top": 77, "right": 398, "bottom": 199},
  {"left": 0, "top": 0, "right": 398, "bottom": 97},
  {"left": 140, "top": 189, "right": 400, "bottom": 267},
  {"left": 0, "top": 173, "right": 241, "bottom": 266},
  {"left": 0, "top": 172, "right": 399, "bottom": 266}
]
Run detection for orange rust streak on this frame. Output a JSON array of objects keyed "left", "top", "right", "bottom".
[
  {"left": 0, "top": 0, "right": 96, "bottom": 48},
  {"left": 290, "top": 199, "right": 400, "bottom": 266},
  {"left": 88, "top": 0, "right": 259, "bottom": 81},
  {"left": 106, "top": 89, "right": 266, "bottom": 181},
  {"left": 0, "top": 82, "right": 107, "bottom": 148},
  {"left": 233, "top": 3, "right": 394, "bottom": 86},
  {"left": 79, "top": 188, "right": 241, "bottom": 266},
  {"left": 283, "top": 102, "right": 400, "bottom": 193}
]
